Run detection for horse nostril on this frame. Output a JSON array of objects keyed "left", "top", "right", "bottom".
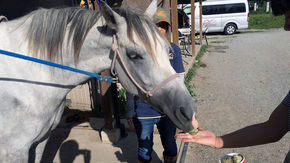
[{"left": 180, "top": 107, "right": 192, "bottom": 121}]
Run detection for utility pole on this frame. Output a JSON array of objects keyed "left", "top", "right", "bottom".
[
  {"left": 171, "top": 0, "right": 179, "bottom": 45},
  {"left": 199, "top": 0, "right": 203, "bottom": 45},
  {"left": 191, "top": 0, "right": 195, "bottom": 57}
]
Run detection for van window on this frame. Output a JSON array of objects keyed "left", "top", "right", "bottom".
[{"left": 202, "top": 3, "right": 246, "bottom": 15}]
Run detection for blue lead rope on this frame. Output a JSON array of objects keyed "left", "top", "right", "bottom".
[{"left": 0, "top": 49, "right": 117, "bottom": 83}]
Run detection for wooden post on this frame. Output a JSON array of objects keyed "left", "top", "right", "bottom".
[
  {"left": 199, "top": 0, "right": 203, "bottom": 45},
  {"left": 99, "top": 70, "right": 113, "bottom": 129},
  {"left": 89, "top": 78, "right": 99, "bottom": 110},
  {"left": 191, "top": 0, "right": 195, "bottom": 57},
  {"left": 92, "top": 1, "right": 114, "bottom": 129},
  {"left": 171, "top": 0, "right": 178, "bottom": 45}
]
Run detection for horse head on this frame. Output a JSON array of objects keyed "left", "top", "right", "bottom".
[{"left": 100, "top": 2, "right": 196, "bottom": 132}]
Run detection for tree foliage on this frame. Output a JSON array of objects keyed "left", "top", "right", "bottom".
[{"left": 248, "top": 0, "right": 270, "bottom": 3}]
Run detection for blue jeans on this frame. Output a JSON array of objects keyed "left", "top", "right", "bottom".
[{"left": 133, "top": 116, "right": 177, "bottom": 163}]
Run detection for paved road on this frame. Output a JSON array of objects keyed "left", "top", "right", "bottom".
[{"left": 185, "top": 29, "right": 290, "bottom": 163}]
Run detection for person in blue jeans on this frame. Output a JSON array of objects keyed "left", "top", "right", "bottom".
[{"left": 126, "top": 8, "right": 186, "bottom": 163}]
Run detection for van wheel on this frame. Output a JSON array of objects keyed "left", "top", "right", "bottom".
[{"left": 224, "top": 24, "right": 236, "bottom": 35}]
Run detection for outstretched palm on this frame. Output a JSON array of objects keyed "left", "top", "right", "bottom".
[{"left": 175, "top": 128, "right": 220, "bottom": 148}]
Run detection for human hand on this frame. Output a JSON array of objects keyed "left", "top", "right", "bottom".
[
  {"left": 127, "top": 118, "right": 134, "bottom": 131},
  {"left": 175, "top": 128, "right": 223, "bottom": 149}
]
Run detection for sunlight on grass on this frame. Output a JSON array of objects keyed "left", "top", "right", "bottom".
[{"left": 249, "top": 14, "right": 284, "bottom": 29}]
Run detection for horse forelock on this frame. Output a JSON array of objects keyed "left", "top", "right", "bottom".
[
  {"left": 26, "top": 7, "right": 101, "bottom": 63},
  {"left": 114, "top": 8, "right": 168, "bottom": 64}
]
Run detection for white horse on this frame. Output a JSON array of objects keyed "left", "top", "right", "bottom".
[{"left": 0, "top": 1, "right": 196, "bottom": 162}]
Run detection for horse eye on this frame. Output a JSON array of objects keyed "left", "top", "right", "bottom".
[{"left": 127, "top": 53, "right": 143, "bottom": 60}]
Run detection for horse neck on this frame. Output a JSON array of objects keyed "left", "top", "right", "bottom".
[
  {"left": 1, "top": 16, "right": 114, "bottom": 88},
  {"left": 0, "top": 18, "right": 29, "bottom": 51},
  {"left": 53, "top": 24, "right": 114, "bottom": 86}
]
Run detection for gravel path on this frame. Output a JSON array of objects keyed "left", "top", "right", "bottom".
[{"left": 185, "top": 29, "right": 290, "bottom": 163}]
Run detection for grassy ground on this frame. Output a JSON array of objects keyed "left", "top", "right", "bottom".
[
  {"left": 185, "top": 45, "right": 209, "bottom": 97},
  {"left": 249, "top": 14, "right": 284, "bottom": 29}
]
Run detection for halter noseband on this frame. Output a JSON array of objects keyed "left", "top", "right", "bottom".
[{"left": 110, "top": 35, "right": 180, "bottom": 97}]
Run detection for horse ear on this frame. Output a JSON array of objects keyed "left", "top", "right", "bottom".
[
  {"left": 144, "top": 0, "right": 157, "bottom": 18},
  {"left": 100, "top": 1, "right": 124, "bottom": 31}
]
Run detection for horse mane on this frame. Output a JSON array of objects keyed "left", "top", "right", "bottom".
[
  {"left": 26, "top": 7, "right": 165, "bottom": 63},
  {"left": 27, "top": 7, "right": 101, "bottom": 63}
]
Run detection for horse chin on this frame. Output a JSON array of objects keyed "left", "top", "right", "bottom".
[
  {"left": 163, "top": 107, "right": 194, "bottom": 132},
  {"left": 149, "top": 86, "right": 196, "bottom": 132}
]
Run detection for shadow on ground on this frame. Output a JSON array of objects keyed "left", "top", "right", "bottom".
[{"left": 38, "top": 108, "right": 162, "bottom": 163}]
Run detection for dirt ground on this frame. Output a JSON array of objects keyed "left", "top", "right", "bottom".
[{"left": 185, "top": 29, "right": 290, "bottom": 163}]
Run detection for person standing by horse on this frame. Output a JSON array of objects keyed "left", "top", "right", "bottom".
[{"left": 126, "top": 7, "right": 194, "bottom": 163}]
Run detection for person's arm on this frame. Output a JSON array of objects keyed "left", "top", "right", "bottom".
[
  {"left": 219, "top": 103, "right": 288, "bottom": 148},
  {"left": 126, "top": 92, "right": 135, "bottom": 117},
  {"left": 170, "top": 43, "right": 185, "bottom": 82},
  {"left": 126, "top": 92, "right": 135, "bottom": 130},
  {"left": 176, "top": 103, "right": 288, "bottom": 148}
]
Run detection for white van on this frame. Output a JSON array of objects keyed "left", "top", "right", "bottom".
[{"left": 183, "top": 0, "right": 249, "bottom": 35}]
